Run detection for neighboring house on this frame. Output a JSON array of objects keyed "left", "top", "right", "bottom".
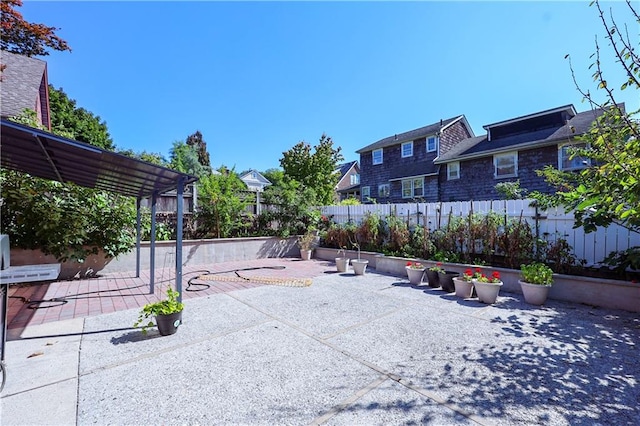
[
  {"left": 239, "top": 169, "right": 271, "bottom": 214},
  {"left": 335, "top": 160, "right": 360, "bottom": 201},
  {"left": 435, "top": 104, "right": 609, "bottom": 201},
  {"left": 0, "top": 50, "right": 51, "bottom": 130},
  {"left": 239, "top": 169, "right": 271, "bottom": 192},
  {"left": 356, "top": 115, "right": 474, "bottom": 203}
]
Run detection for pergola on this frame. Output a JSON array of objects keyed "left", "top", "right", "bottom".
[{"left": 0, "top": 119, "right": 198, "bottom": 300}]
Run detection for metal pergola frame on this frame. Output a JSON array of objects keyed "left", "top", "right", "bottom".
[{"left": 0, "top": 119, "right": 199, "bottom": 299}]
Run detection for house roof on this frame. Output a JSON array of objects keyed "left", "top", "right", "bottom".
[
  {"left": 435, "top": 106, "right": 611, "bottom": 164},
  {"left": 336, "top": 161, "right": 358, "bottom": 178},
  {"left": 388, "top": 160, "right": 440, "bottom": 181},
  {"left": 1, "top": 119, "right": 198, "bottom": 198},
  {"left": 239, "top": 169, "right": 271, "bottom": 186},
  {"left": 0, "top": 50, "right": 48, "bottom": 122},
  {"left": 482, "top": 104, "right": 577, "bottom": 130},
  {"left": 356, "top": 116, "right": 464, "bottom": 154}
]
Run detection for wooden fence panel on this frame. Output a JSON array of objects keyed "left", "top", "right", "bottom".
[{"left": 320, "top": 199, "right": 640, "bottom": 266}]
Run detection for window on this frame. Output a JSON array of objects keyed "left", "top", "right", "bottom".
[
  {"left": 401, "top": 141, "right": 413, "bottom": 158},
  {"left": 372, "top": 149, "right": 383, "bottom": 165},
  {"left": 447, "top": 162, "right": 460, "bottom": 180},
  {"left": 378, "top": 183, "right": 390, "bottom": 198},
  {"left": 494, "top": 152, "right": 518, "bottom": 178},
  {"left": 426, "top": 136, "right": 438, "bottom": 153},
  {"left": 361, "top": 186, "right": 370, "bottom": 202},
  {"left": 559, "top": 143, "right": 589, "bottom": 170},
  {"left": 402, "top": 178, "right": 424, "bottom": 198},
  {"left": 350, "top": 173, "right": 360, "bottom": 185}
]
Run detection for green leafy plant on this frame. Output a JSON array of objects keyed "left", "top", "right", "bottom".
[
  {"left": 297, "top": 230, "right": 317, "bottom": 251},
  {"left": 429, "top": 262, "right": 444, "bottom": 273},
  {"left": 520, "top": 262, "right": 554, "bottom": 286},
  {"left": 476, "top": 270, "right": 502, "bottom": 283},
  {"left": 134, "top": 288, "right": 184, "bottom": 334}
]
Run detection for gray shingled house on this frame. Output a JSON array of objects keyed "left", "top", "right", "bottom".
[
  {"left": 434, "top": 104, "right": 610, "bottom": 201},
  {"left": 0, "top": 50, "right": 50, "bottom": 129},
  {"left": 356, "top": 115, "right": 474, "bottom": 203}
]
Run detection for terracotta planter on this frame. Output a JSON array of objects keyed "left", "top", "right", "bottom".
[
  {"left": 439, "top": 270, "right": 460, "bottom": 292},
  {"left": 519, "top": 280, "right": 551, "bottom": 305},
  {"left": 473, "top": 280, "right": 503, "bottom": 304},
  {"left": 405, "top": 267, "right": 426, "bottom": 285},
  {"left": 300, "top": 249, "right": 313, "bottom": 261},
  {"left": 453, "top": 277, "right": 474, "bottom": 298},
  {"left": 351, "top": 259, "right": 369, "bottom": 275},
  {"left": 335, "top": 257, "right": 350, "bottom": 272},
  {"left": 425, "top": 270, "right": 440, "bottom": 288}
]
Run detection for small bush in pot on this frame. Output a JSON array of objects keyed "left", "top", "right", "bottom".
[
  {"left": 134, "top": 287, "right": 185, "bottom": 335},
  {"left": 520, "top": 262, "right": 554, "bottom": 285},
  {"left": 519, "top": 262, "right": 554, "bottom": 305}
]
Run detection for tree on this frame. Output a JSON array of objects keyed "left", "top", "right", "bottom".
[
  {"left": 48, "top": 86, "right": 115, "bottom": 150},
  {"left": 117, "top": 149, "right": 168, "bottom": 166},
  {"left": 280, "top": 133, "right": 344, "bottom": 205},
  {"left": 196, "top": 167, "right": 250, "bottom": 238},
  {"left": 186, "top": 130, "right": 211, "bottom": 169},
  {"left": 535, "top": 0, "right": 639, "bottom": 236},
  {"left": 0, "top": 0, "right": 71, "bottom": 57},
  {"left": 169, "top": 141, "right": 209, "bottom": 178}
]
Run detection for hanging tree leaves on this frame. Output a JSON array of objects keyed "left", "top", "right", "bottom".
[{"left": 0, "top": 0, "right": 71, "bottom": 57}]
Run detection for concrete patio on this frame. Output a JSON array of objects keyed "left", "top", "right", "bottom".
[{"left": 2, "top": 258, "right": 639, "bottom": 425}]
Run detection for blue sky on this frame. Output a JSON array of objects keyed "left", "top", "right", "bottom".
[{"left": 21, "top": 1, "right": 639, "bottom": 173}]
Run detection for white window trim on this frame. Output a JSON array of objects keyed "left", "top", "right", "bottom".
[
  {"left": 558, "top": 142, "right": 590, "bottom": 170},
  {"left": 378, "top": 183, "right": 390, "bottom": 198},
  {"left": 401, "top": 141, "right": 413, "bottom": 158},
  {"left": 401, "top": 178, "right": 424, "bottom": 198},
  {"left": 447, "top": 162, "right": 460, "bottom": 180},
  {"left": 372, "top": 149, "right": 383, "bottom": 165},
  {"left": 426, "top": 136, "right": 438, "bottom": 153},
  {"left": 361, "top": 186, "right": 370, "bottom": 202},
  {"left": 494, "top": 151, "right": 518, "bottom": 179}
]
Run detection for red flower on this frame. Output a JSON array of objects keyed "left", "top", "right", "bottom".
[
  {"left": 407, "top": 261, "right": 413, "bottom": 266},
  {"left": 492, "top": 271, "right": 501, "bottom": 280}
]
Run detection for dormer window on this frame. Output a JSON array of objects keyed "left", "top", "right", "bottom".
[
  {"left": 401, "top": 142, "right": 413, "bottom": 158},
  {"left": 372, "top": 149, "right": 383, "bottom": 165},
  {"left": 426, "top": 136, "right": 438, "bottom": 153}
]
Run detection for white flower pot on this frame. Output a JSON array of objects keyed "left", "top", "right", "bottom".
[
  {"left": 473, "top": 280, "right": 503, "bottom": 304},
  {"left": 453, "top": 277, "right": 474, "bottom": 299},
  {"left": 335, "top": 257, "right": 350, "bottom": 272},
  {"left": 351, "top": 259, "right": 369, "bottom": 275},
  {"left": 300, "top": 249, "right": 312, "bottom": 261},
  {"left": 519, "top": 280, "right": 551, "bottom": 305},
  {"left": 405, "top": 267, "right": 426, "bottom": 285}
]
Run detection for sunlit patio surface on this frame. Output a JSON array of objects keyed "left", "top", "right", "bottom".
[{"left": 3, "top": 258, "right": 639, "bottom": 425}]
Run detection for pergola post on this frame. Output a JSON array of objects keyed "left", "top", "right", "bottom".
[
  {"left": 149, "top": 192, "right": 157, "bottom": 295},
  {"left": 136, "top": 197, "right": 141, "bottom": 278},
  {"left": 175, "top": 177, "right": 184, "bottom": 302}
]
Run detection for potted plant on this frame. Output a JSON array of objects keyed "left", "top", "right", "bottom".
[
  {"left": 335, "top": 247, "right": 350, "bottom": 273},
  {"left": 350, "top": 236, "right": 368, "bottom": 275},
  {"left": 519, "top": 262, "right": 554, "bottom": 305},
  {"left": 439, "top": 269, "right": 460, "bottom": 293},
  {"left": 453, "top": 268, "right": 478, "bottom": 299},
  {"left": 426, "top": 262, "right": 444, "bottom": 288},
  {"left": 405, "top": 261, "right": 426, "bottom": 286},
  {"left": 473, "top": 269, "right": 503, "bottom": 304},
  {"left": 134, "top": 287, "right": 185, "bottom": 336},
  {"left": 297, "top": 230, "right": 317, "bottom": 261}
]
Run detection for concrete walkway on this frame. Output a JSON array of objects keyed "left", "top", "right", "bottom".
[{"left": 2, "top": 259, "right": 639, "bottom": 425}]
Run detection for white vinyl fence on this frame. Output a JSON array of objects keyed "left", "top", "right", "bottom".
[{"left": 319, "top": 199, "right": 640, "bottom": 267}]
